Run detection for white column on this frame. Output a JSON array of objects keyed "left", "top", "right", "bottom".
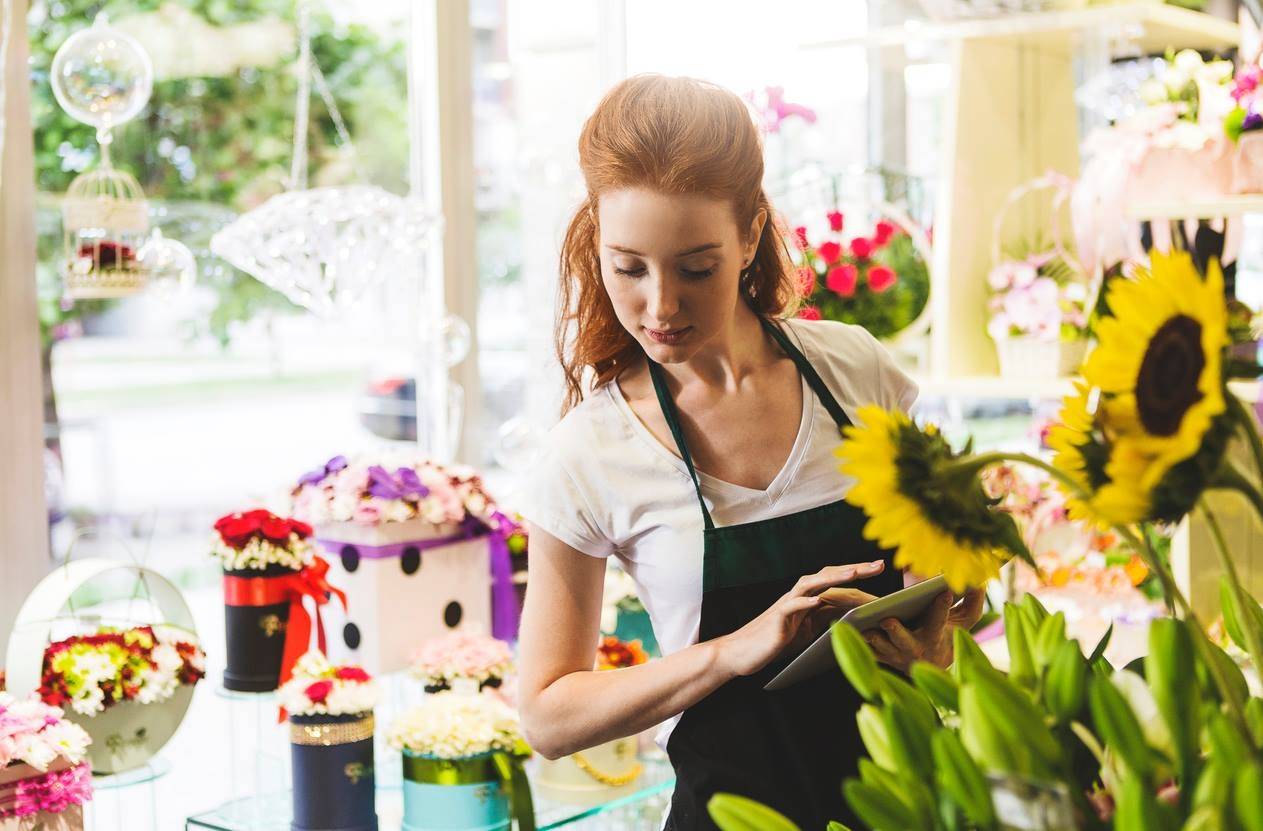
[{"left": 0, "top": 0, "right": 51, "bottom": 661}]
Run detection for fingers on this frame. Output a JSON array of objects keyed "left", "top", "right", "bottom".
[
  {"left": 817, "top": 588, "right": 880, "bottom": 609},
  {"left": 949, "top": 588, "right": 987, "bottom": 628},
  {"left": 878, "top": 618, "right": 922, "bottom": 657},
  {"left": 790, "top": 561, "right": 886, "bottom": 598},
  {"left": 915, "top": 591, "right": 953, "bottom": 635},
  {"left": 781, "top": 595, "right": 822, "bottom": 618},
  {"left": 864, "top": 630, "right": 901, "bottom": 666}
]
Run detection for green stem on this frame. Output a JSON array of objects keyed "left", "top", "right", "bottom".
[
  {"left": 1201, "top": 499, "right": 1263, "bottom": 691},
  {"left": 1226, "top": 392, "right": 1263, "bottom": 486},
  {"left": 1215, "top": 462, "right": 1263, "bottom": 527},
  {"left": 957, "top": 451, "right": 1257, "bottom": 746}
]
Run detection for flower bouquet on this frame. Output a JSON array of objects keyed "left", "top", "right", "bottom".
[
  {"left": 536, "top": 637, "right": 648, "bottom": 805},
  {"left": 280, "top": 652, "right": 379, "bottom": 831},
  {"left": 289, "top": 455, "right": 522, "bottom": 673},
  {"left": 410, "top": 631, "right": 514, "bottom": 694},
  {"left": 0, "top": 693, "right": 92, "bottom": 831},
  {"left": 37, "top": 625, "right": 203, "bottom": 773},
  {"left": 387, "top": 692, "right": 533, "bottom": 831},
  {"left": 710, "top": 250, "right": 1263, "bottom": 830},
  {"left": 789, "top": 209, "right": 931, "bottom": 341},
  {"left": 601, "top": 565, "right": 659, "bottom": 656},
  {"left": 1223, "top": 49, "right": 1263, "bottom": 194},
  {"left": 213, "top": 509, "right": 345, "bottom": 692}
]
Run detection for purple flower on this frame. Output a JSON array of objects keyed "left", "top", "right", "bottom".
[
  {"left": 366, "top": 465, "right": 430, "bottom": 501},
  {"left": 1245, "top": 110, "right": 1263, "bottom": 132},
  {"left": 297, "top": 455, "right": 348, "bottom": 488}
]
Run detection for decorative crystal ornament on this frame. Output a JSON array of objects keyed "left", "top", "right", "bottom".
[
  {"left": 137, "top": 228, "right": 197, "bottom": 294},
  {"left": 210, "top": 185, "right": 436, "bottom": 317},
  {"left": 50, "top": 14, "right": 153, "bottom": 138}
]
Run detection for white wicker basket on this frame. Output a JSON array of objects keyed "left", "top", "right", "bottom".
[{"left": 995, "top": 337, "right": 1088, "bottom": 379}]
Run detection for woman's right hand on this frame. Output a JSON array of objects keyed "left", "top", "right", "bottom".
[{"left": 715, "top": 560, "right": 887, "bottom": 678}]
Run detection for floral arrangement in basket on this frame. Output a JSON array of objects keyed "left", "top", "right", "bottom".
[
  {"left": 595, "top": 636, "right": 648, "bottom": 671},
  {"left": 789, "top": 209, "right": 930, "bottom": 339},
  {"left": 278, "top": 651, "right": 378, "bottom": 718},
  {"left": 410, "top": 631, "right": 514, "bottom": 694},
  {"left": 290, "top": 454, "right": 504, "bottom": 529},
  {"left": 710, "top": 250, "right": 1263, "bottom": 830},
  {"left": 212, "top": 509, "right": 316, "bottom": 571},
  {"left": 38, "top": 625, "right": 205, "bottom": 717},
  {"left": 0, "top": 693, "right": 93, "bottom": 821}
]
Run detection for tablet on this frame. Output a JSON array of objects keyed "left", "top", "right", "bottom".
[{"left": 762, "top": 575, "right": 950, "bottom": 692}]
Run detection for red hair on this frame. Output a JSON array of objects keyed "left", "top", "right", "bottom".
[{"left": 557, "top": 75, "right": 798, "bottom": 413}]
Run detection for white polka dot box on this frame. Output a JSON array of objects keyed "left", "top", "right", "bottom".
[{"left": 289, "top": 456, "right": 523, "bottom": 675}]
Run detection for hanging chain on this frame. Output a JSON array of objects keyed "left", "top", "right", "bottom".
[{"left": 289, "top": 0, "right": 365, "bottom": 190}]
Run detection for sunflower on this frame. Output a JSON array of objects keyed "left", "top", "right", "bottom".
[
  {"left": 837, "top": 405, "right": 1029, "bottom": 592},
  {"left": 1077, "top": 250, "right": 1232, "bottom": 523}
]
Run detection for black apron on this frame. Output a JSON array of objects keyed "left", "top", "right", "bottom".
[{"left": 651, "top": 319, "right": 900, "bottom": 831}]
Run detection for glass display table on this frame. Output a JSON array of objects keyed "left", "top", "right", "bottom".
[{"left": 185, "top": 757, "right": 675, "bottom": 830}]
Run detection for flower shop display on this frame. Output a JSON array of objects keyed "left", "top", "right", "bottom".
[
  {"left": 601, "top": 564, "right": 659, "bottom": 656},
  {"left": 5, "top": 558, "right": 201, "bottom": 774},
  {"left": 0, "top": 693, "right": 92, "bottom": 830},
  {"left": 1223, "top": 44, "right": 1263, "bottom": 194},
  {"left": 710, "top": 249, "right": 1263, "bottom": 830},
  {"left": 987, "top": 173, "right": 1092, "bottom": 379},
  {"left": 387, "top": 692, "right": 534, "bottom": 831},
  {"left": 410, "top": 631, "right": 514, "bottom": 694},
  {"left": 789, "top": 206, "right": 932, "bottom": 342},
  {"left": 536, "top": 636, "right": 648, "bottom": 806},
  {"left": 213, "top": 509, "right": 346, "bottom": 693},
  {"left": 280, "top": 652, "right": 379, "bottom": 831},
  {"left": 289, "top": 455, "right": 522, "bottom": 674}
]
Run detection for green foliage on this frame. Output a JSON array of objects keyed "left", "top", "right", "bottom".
[{"left": 801, "top": 230, "right": 931, "bottom": 339}]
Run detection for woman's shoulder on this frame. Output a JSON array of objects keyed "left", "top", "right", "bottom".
[
  {"left": 539, "top": 383, "right": 627, "bottom": 462},
  {"left": 781, "top": 316, "right": 918, "bottom": 412},
  {"left": 781, "top": 316, "right": 884, "bottom": 363}
]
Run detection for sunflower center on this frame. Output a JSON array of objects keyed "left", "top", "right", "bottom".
[{"left": 1135, "top": 315, "right": 1205, "bottom": 437}]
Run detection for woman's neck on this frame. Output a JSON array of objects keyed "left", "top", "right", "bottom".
[{"left": 666, "top": 303, "right": 780, "bottom": 392}]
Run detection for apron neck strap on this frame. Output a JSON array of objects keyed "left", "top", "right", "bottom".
[{"left": 645, "top": 318, "right": 854, "bottom": 531}]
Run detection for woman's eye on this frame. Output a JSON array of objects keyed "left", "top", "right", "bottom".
[
  {"left": 613, "top": 266, "right": 645, "bottom": 277},
  {"left": 681, "top": 267, "right": 714, "bottom": 280}
]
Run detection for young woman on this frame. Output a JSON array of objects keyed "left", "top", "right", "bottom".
[{"left": 517, "top": 75, "right": 984, "bottom": 830}]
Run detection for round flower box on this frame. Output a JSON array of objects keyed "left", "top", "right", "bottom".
[
  {"left": 3, "top": 559, "right": 200, "bottom": 775},
  {"left": 995, "top": 337, "right": 1088, "bottom": 380},
  {"left": 410, "top": 631, "right": 514, "bottom": 695},
  {"left": 534, "top": 736, "right": 642, "bottom": 807},
  {"left": 279, "top": 652, "right": 380, "bottom": 831},
  {"left": 222, "top": 563, "right": 296, "bottom": 692},
  {"left": 401, "top": 751, "right": 511, "bottom": 831},
  {"left": 290, "top": 712, "right": 377, "bottom": 831}
]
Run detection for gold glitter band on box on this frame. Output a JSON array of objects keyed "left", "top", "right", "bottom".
[{"left": 290, "top": 715, "right": 375, "bottom": 746}]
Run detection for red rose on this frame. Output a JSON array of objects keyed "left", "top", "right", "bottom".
[
  {"left": 305, "top": 679, "right": 334, "bottom": 704},
  {"left": 217, "top": 516, "right": 257, "bottom": 550},
  {"left": 335, "top": 666, "right": 371, "bottom": 683},
  {"left": 289, "top": 519, "right": 314, "bottom": 539},
  {"left": 827, "top": 210, "right": 844, "bottom": 232},
  {"left": 796, "top": 266, "right": 817, "bottom": 297},
  {"left": 826, "top": 264, "right": 858, "bottom": 297},
  {"left": 796, "top": 305, "right": 822, "bottom": 321},
  {"left": 873, "top": 220, "right": 897, "bottom": 246},
  {"left": 849, "top": 237, "right": 874, "bottom": 260},
  {"left": 792, "top": 226, "right": 809, "bottom": 251},
  {"left": 867, "top": 265, "right": 897, "bottom": 293},
  {"left": 816, "top": 241, "right": 842, "bottom": 265},
  {"left": 260, "top": 517, "right": 294, "bottom": 545}
]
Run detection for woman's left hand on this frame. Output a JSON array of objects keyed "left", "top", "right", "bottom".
[{"left": 863, "top": 588, "right": 986, "bottom": 673}]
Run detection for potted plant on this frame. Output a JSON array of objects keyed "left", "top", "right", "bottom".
[{"left": 279, "top": 651, "right": 379, "bottom": 831}]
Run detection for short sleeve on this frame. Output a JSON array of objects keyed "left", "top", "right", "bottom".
[
  {"left": 870, "top": 335, "right": 919, "bottom": 413},
  {"left": 518, "top": 447, "right": 615, "bottom": 559}
]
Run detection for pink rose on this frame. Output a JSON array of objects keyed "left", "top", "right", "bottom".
[
  {"left": 826, "top": 264, "right": 858, "bottom": 297},
  {"left": 826, "top": 211, "right": 844, "bottom": 232},
  {"left": 816, "top": 241, "right": 842, "bottom": 265},
  {"left": 849, "top": 237, "right": 874, "bottom": 260},
  {"left": 867, "top": 265, "right": 897, "bottom": 293},
  {"left": 304, "top": 680, "right": 334, "bottom": 704},
  {"left": 796, "top": 305, "right": 822, "bottom": 321}
]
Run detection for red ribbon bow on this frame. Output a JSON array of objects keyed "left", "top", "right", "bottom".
[{"left": 222, "top": 557, "right": 347, "bottom": 722}]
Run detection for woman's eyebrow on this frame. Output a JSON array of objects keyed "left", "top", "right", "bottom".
[{"left": 605, "top": 242, "right": 722, "bottom": 257}]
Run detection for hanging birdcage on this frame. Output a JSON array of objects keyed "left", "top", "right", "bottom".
[{"left": 61, "top": 161, "right": 151, "bottom": 299}]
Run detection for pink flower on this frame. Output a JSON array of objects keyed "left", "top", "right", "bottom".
[
  {"left": 827, "top": 264, "right": 858, "bottom": 297},
  {"left": 792, "top": 226, "right": 809, "bottom": 251},
  {"left": 797, "top": 266, "right": 817, "bottom": 297},
  {"left": 873, "top": 221, "right": 897, "bottom": 246},
  {"left": 305, "top": 680, "right": 334, "bottom": 704},
  {"left": 335, "top": 666, "right": 371, "bottom": 683},
  {"left": 352, "top": 503, "right": 382, "bottom": 525},
  {"left": 826, "top": 211, "right": 844, "bottom": 232},
  {"left": 849, "top": 237, "right": 874, "bottom": 260},
  {"left": 867, "top": 265, "right": 897, "bottom": 293},
  {"left": 816, "top": 241, "right": 842, "bottom": 265},
  {"left": 1002, "top": 277, "right": 1061, "bottom": 337},
  {"left": 797, "top": 305, "right": 822, "bottom": 321}
]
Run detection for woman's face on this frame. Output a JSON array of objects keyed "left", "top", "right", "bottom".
[{"left": 597, "top": 187, "right": 764, "bottom": 364}]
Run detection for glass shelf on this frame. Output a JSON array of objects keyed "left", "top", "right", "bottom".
[
  {"left": 186, "top": 757, "right": 675, "bottom": 830},
  {"left": 94, "top": 755, "right": 172, "bottom": 791}
]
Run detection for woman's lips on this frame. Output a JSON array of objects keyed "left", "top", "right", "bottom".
[{"left": 645, "top": 326, "right": 692, "bottom": 345}]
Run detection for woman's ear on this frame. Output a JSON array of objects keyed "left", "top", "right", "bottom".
[{"left": 745, "top": 208, "right": 768, "bottom": 265}]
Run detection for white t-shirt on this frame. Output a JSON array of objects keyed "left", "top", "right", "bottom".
[{"left": 519, "top": 318, "right": 918, "bottom": 747}]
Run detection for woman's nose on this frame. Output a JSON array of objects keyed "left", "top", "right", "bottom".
[{"left": 645, "top": 272, "right": 680, "bottom": 322}]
